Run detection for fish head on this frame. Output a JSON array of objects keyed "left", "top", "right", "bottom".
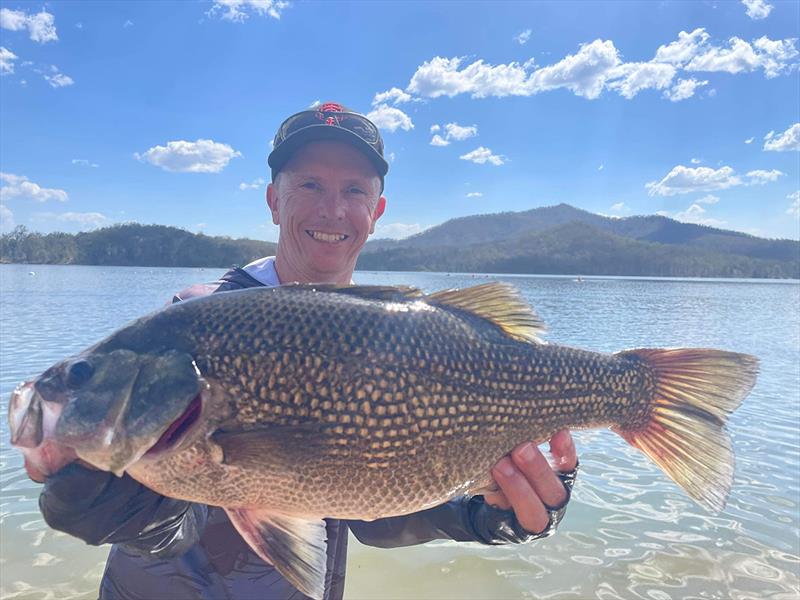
[{"left": 9, "top": 348, "right": 207, "bottom": 478}]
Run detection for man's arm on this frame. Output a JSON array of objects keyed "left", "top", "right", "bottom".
[
  {"left": 349, "top": 430, "right": 578, "bottom": 548},
  {"left": 39, "top": 463, "right": 207, "bottom": 557}
]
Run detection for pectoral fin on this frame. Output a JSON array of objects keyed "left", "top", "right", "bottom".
[{"left": 225, "top": 508, "right": 328, "bottom": 600}]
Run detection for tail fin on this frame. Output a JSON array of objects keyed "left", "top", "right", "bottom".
[{"left": 612, "top": 348, "right": 758, "bottom": 514}]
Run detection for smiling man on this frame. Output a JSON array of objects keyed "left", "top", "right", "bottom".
[{"left": 39, "top": 103, "right": 579, "bottom": 600}]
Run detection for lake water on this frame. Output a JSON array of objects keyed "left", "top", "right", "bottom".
[{"left": 0, "top": 264, "right": 798, "bottom": 600}]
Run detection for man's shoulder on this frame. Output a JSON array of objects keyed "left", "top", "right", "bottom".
[{"left": 171, "top": 263, "right": 271, "bottom": 304}]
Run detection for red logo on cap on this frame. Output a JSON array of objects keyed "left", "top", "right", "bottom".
[{"left": 320, "top": 102, "right": 343, "bottom": 113}]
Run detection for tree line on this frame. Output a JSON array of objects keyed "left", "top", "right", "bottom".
[{"left": 0, "top": 224, "right": 277, "bottom": 268}]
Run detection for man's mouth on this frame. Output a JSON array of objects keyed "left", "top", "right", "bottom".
[{"left": 305, "top": 229, "right": 349, "bottom": 243}]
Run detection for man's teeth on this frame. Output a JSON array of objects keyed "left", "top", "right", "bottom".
[{"left": 308, "top": 230, "right": 347, "bottom": 242}]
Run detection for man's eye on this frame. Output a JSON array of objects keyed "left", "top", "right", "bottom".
[
  {"left": 301, "top": 182, "right": 319, "bottom": 190},
  {"left": 348, "top": 187, "right": 365, "bottom": 195}
]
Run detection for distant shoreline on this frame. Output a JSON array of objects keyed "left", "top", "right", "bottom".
[{"left": 3, "top": 263, "right": 798, "bottom": 283}]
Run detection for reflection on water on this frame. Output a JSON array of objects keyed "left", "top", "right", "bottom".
[{"left": 1, "top": 265, "right": 798, "bottom": 599}]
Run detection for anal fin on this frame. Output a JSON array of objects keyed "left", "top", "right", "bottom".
[{"left": 225, "top": 508, "right": 328, "bottom": 600}]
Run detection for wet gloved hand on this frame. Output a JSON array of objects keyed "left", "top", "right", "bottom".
[
  {"left": 476, "top": 429, "right": 579, "bottom": 543},
  {"left": 39, "top": 462, "right": 205, "bottom": 557}
]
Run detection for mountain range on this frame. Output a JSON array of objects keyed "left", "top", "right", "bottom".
[{"left": 358, "top": 204, "right": 799, "bottom": 279}]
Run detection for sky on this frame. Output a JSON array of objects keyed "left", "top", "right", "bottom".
[{"left": 0, "top": 0, "right": 798, "bottom": 242}]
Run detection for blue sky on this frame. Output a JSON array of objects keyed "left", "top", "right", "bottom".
[{"left": 1, "top": 0, "right": 798, "bottom": 242}]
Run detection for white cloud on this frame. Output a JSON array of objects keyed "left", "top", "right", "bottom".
[
  {"left": 664, "top": 78, "right": 708, "bottom": 101},
  {"left": 366, "top": 104, "right": 414, "bottom": 132},
  {"left": 444, "top": 122, "right": 477, "bottom": 140},
  {"left": 787, "top": 191, "right": 800, "bottom": 217},
  {"left": 763, "top": 123, "right": 800, "bottom": 152},
  {"left": 607, "top": 61, "right": 677, "bottom": 99},
  {"left": 388, "top": 152, "right": 395, "bottom": 163},
  {"left": 374, "top": 222, "right": 427, "bottom": 239},
  {"left": 646, "top": 165, "right": 741, "bottom": 196},
  {"left": 673, "top": 203, "right": 726, "bottom": 227},
  {"left": 528, "top": 39, "right": 621, "bottom": 99},
  {"left": 697, "top": 194, "right": 720, "bottom": 204},
  {"left": 741, "top": 0, "right": 773, "bottom": 20},
  {"left": 685, "top": 35, "right": 798, "bottom": 79},
  {"left": 209, "top": 0, "right": 289, "bottom": 21},
  {"left": 611, "top": 202, "right": 626, "bottom": 211},
  {"left": 653, "top": 28, "right": 711, "bottom": 66},
  {"left": 123, "top": 20, "right": 134, "bottom": 28},
  {"left": 0, "top": 204, "right": 14, "bottom": 232},
  {"left": 0, "top": 172, "right": 68, "bottom": 202},
  {"left": 691, "top": 158, "right": 702, "bottom": 164},
  {"left": 514, "top": 29, "right": 532, "bottom": 45},
  {"left": 407, "top": 56, "right": 532, "bottom": 99},
  {"left": 399, "top": 29, "right": 798, "bottom": 105},
  {"left": 44, "top": 71, "right": 74, "bottom": 88},
  {"left": 460, "top": 146, "right": 505, "bottom": 166},
  {"left": 372, "top": 87, "right": 412, "bottom": 106},
  {"left": 746, "top": 169, "right": 784, "bottom": 184},
  {"left": 744, "top": 137, "right": 754, "bottom": 144},
  {"left": 0, "top": 8, "right": 58, "bottom": 43},
  {"left": 466, "top": 192, "right": 483, "bottom": 198},
  {"left": 598, "top": 164, "right": 604, "bottom": 171},
  {"left": 764, "top": 130, "right": 775, "bottom": 140},
  {"left": 0, "top": 46, "right": 17, "bottom": 74},
  {"left": 71, "top": 159, "right": 99, "bottom": 168},
  {"left": 135, "top": 139, "right": 242, "bottom": 173},
  {"left": 239, "top": 177, "right": 266, "bottom": 190},
  {"left": 429, "top": 122, "right": 477, "bottom": 146},
  {"left": 31, "top": 211, "right": 110, "bottom": 231}
]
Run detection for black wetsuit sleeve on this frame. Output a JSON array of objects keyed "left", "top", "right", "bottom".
[
  {"left": 349, "top": 465, "right": 580, "bottom": 548},
  {"left": 347, "top": 495, "right": 538, "bottom": 547},
  {"left": 39, "top": 463, "right": 206, "bottom": 558}
]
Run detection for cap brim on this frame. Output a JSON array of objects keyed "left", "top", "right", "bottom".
[{"left": 268, "top": 125, "right": 389, "bottom": 178}]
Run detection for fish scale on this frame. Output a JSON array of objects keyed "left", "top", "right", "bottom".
[{"left": 9, "top": 282, "right": 758, "bottom": 600}]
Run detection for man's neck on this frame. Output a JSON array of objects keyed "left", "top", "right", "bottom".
[{"left": 273, "top": 254, "right": 354, "bottom": 285}]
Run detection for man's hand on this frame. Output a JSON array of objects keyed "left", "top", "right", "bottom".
[{"left": 484, "top": 429, "right": 578, "bottom": 534}]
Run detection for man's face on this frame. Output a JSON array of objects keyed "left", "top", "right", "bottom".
[{"left": 267, "top": 141, "right": 386, "bottom": 281}]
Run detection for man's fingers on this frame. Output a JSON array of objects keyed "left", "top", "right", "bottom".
[
  {"left": 549, "top": 429, "right": 578, "bottom": 472},
  {"left": 483, "top": 488, "right": 511, "bottom": 510},
  {"left": 511, "top": 442, "right": 567, "bottom": 509},
  {"left": 491, "top": 457, "right": 549, "bottom": 533}
]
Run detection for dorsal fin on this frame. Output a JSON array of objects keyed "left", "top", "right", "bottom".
[
  {"left": 426, "top": 282, "right": 546, "bottom": 343},
  {"left": 281, "top": 283, "right": 424, "bottom": 302}
]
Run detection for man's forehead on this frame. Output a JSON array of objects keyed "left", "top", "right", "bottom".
[{"left": 283, "top": 142, "right": 379, "bottom": 178}]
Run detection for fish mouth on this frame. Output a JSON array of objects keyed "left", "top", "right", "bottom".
[
  {"left": 305, "top": 229, "right": 349, "bottom": 243},
  {"left": 145, "top": 393, "right": 203, "bottom": 457}
]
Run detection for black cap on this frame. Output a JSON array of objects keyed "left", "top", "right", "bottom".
[{"left": 268, "top": 102, "right": 389, "bottom": 187}]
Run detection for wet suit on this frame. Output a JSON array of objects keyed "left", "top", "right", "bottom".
[{"left": 39, "top": 259, "right": 575, "bottom": 600}]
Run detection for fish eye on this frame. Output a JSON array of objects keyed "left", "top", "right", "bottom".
[{"left": 66, "top": 360, "right": 94, "bottom": 388}]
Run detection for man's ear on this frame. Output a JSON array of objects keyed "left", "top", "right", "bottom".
[
  {"left": 266, "top": 183, "right": 280, "bottom": 225},
  {"left": 369, "top": 196, "right": 387, "bottom": 235}
]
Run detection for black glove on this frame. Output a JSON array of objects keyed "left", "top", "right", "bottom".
[
  {"left": 39, "top": 463, "right": 205, "bottom": 558},
  {"left": 467, "top": 462, "right": 579, "bottom": 545}
]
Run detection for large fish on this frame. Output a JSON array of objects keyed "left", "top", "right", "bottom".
[{"left": 9, "top": 283, "right": 758, "bottom": 599}]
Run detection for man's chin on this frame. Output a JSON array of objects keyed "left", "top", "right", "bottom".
[{"left": 303, "top": 247, "right": 357, "bottom": 277}]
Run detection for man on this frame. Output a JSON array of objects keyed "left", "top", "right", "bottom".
[{"left": 39, "top": 103, "right": 579, "bottom": 600}]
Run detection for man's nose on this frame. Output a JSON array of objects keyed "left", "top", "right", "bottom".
[{"left": 317, "top": 190, "right": 346, "bottom": 220}]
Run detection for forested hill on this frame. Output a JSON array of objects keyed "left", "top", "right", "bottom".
[
  {"left": 2, "top": 206, "right": 798, "bottom": 278},
  {"left": 0, "top": 224, "right": 276, "bottom": 268},
  {"left": 359, "top": 204, "right": 799, "bottom": 279}
]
